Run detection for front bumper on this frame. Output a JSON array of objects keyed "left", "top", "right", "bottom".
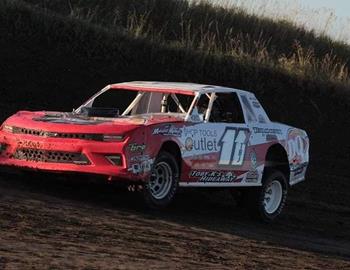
[{"left": 0, "top": 131, "right": 140, "bottom": 180}]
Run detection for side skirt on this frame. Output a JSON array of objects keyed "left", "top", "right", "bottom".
[{"left": 179, "top": 182, "right": 261, "bottom": 187}]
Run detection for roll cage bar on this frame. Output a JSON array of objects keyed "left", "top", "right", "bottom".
[{"left": 74, "top": 86, "right": 230, "bottom": 123}]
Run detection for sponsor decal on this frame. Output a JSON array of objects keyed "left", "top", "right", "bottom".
[
  {"left": 287, "top": 129, "right": 308, "bottom": 169},
  {"left": 184, "top": 137, "right": 218, "bottom": 152},
  {"left": 189, "top": 170, "right": 237, "bottom": 183},
  {"left": 266, "top": 134, "right": 278, "bottom": 141},
  {"left": 252, "top": 101, "right": 261, "bottom": 108},
  {"left": 253, "top": 127, "right": 282, "bottom": 135},
  {"left": 218, "top": 128, "right": 249, "bottom": 166},
  {"left": 183, "top": 128, "right": 217, "bottom": 138},
  {"left": 128, "top": 155, "right": 154, "bottom": 174},
  {"left": 250, "top": 151, "right": 257, "bottom": 170},
  {"left": 240, "top": 95, "right": 257, "bottom": 122},
  {"left": 152, "top": 125, "right": 182, "bottom": 137},
  {"left": 258, "top": 114, "right": 266, "bottom": 123},
  {"left": 130, "top": 155, "right": 151, "bottom": 162},
  {"left": 246, "top": 170, "right": 259, "bottom": 183},
  {"left": 128, "top": 158, "right": 154, "bottom": 174},
  {"left": 190, "top": 113, "right": 202, "bottom": 122},
  {"left": 189, "top": 107, "right": 203, "bottom": 122},
  {"left": 128, "top": 143, "right": 146, "bottom": 153},
  {"left": 17, "top": 140, "right": 42, "bottom": 149},
  {"left": 185, "top": 137, "right": 194, "bottom": 151},
  {"left": 291, "top": 163, "right": 307, "bottom": 177}
]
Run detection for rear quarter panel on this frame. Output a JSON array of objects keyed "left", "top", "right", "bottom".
[
  {"left": 285, "top": 126, "right": 309, "bottom": 185},
  {"left": 251, "top": 123, "right": 309, "bottom": 185},
  {"left": 240, "top": 92, "right": 309, "bottom": 185}
]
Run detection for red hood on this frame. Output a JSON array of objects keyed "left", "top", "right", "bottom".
[
  {"left": 3, "top": 111, "right": 143, "bottom": 134},
  {"left": 3, "top": 111, "right": 185, "bottom": 134}
]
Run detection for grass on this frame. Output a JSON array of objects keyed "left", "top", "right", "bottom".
[
  {"left": 210, "top": 0, "right": 350, "bottom": 43},
  {"left": 22, "top": 0, "right": 350, "bottom": 84}
]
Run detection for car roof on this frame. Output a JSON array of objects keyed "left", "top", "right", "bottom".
[{"left": 109, "top": 81, "right": 251, "bottom": 96}]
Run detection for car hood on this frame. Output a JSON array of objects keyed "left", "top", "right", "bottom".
[
  {"left": 2, "top": 111, "right": 185, "bottom": 134},
  {"left": 2, "top": 111, "right": 146, "bottom": 134}
]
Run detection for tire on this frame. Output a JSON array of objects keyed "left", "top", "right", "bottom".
[
  {"left": 247, "top": 170, "right": 288, "bottom": 222},
  {"left": 143, "top": 151, "right": 179, "bottom": 209}
]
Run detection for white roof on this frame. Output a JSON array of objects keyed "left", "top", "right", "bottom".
[{"left": 110, "top": 81, "right": 251, "bottom": 95}]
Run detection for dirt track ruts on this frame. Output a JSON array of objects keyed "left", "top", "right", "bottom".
[{"left": 0, "top": 172, "right": 349, "bottom": 270}]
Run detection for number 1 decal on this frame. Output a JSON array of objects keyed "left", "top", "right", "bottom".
[{"left": 219, "top": 128, "right": 248, "bottom": 166}]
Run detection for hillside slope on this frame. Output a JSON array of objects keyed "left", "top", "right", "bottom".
[{"left": 23, "top": 0, "right": 350, "bottom": 84}]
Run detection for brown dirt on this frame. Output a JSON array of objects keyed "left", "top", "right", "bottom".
[{"left": 0, "top": 172, "right": 349, "bottom": 270}]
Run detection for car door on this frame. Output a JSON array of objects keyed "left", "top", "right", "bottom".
[
  {"left": 238, "top": 92, "right": 272, "bottom": 185},
  {"left": 182, "top": 92, "right": 253, "bottom": 185}
]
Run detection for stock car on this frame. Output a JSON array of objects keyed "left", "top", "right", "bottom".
[{"left": 0, "top": 81, "right": 309, "bottom": 221}]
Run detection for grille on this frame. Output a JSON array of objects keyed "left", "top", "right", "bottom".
[
  {"left": 12, "top": 127, "right": 103, "bottom": 141},
  {"left": 13, "top": 149, "right": 90, "bottom": 164}
]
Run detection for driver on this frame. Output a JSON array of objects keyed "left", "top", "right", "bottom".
[{"left": 196, "top": 97, "right": 208, "bottom": 115}]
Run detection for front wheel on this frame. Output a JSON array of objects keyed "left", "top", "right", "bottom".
[{"left": 143, "top": 151, "right": 179, "bottom": 209}]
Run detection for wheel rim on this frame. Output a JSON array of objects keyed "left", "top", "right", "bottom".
[
  {"left": 263, "top": 180, "right": 283, "bottom": 214},
  {"left": 149, "top": 161, "right": 173, "bottom": 200}
]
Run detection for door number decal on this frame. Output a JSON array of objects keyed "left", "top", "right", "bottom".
[{"left": 219, "top": 128, "right": 248, "bottom": 166}]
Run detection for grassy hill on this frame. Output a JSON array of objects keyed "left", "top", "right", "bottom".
[
  {"left": 22, "top": 0, "right": 350, "bottom": 84},
  {"left": 0, "top": 0, "right": 350, "bottom": 206}
]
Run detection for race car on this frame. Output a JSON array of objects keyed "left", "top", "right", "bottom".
[{"left": 0, "top": 81, "right": 309, "bottom": 221}]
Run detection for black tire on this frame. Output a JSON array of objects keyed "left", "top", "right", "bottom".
[
  {"left": 143, "top": 151, "right": 179, "bottom": 209},
  {"left": 246, "top": 170, "right": 288, "bottom": 222}
]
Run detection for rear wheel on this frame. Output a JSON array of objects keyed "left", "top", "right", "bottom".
[
  {"left": 263, "top": 179, "right": 283, "bottom": 215},
  {"left": 246, "top": 170, "right": 288, "bottom": 222},
  {"left": 143, "top": 151, "right": 179, "bottom": 209}
]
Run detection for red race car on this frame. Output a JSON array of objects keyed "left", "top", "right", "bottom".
[{"left": 0, "top": 82, "right": 309, "bottom": 221}]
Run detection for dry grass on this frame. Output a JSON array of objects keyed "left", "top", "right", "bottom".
[
  {"left": 21, "top": 0, "right": 350, "bottom": 85},
  {"left": 209, "top": 0, "right": 350, "bottom": 43}
]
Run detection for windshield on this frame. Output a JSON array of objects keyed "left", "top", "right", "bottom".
[{"left": 76, "top": 88, "right": 195, "bottom": 118}]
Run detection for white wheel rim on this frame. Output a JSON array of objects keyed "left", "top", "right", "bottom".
[
  {"left": 149, "top": 161, "right": 173, "bottom": 200},
  {"left": 263, "top": 180, "right": 283, "bottom": 214}
]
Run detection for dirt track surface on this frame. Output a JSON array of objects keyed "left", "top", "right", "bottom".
[{"left": 0, "top": 173, "right": 349, "bottom": 269}]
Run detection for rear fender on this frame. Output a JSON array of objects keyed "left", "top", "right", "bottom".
[{"left": 285, "top": 128, "right": 309, "bottom": 185}]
